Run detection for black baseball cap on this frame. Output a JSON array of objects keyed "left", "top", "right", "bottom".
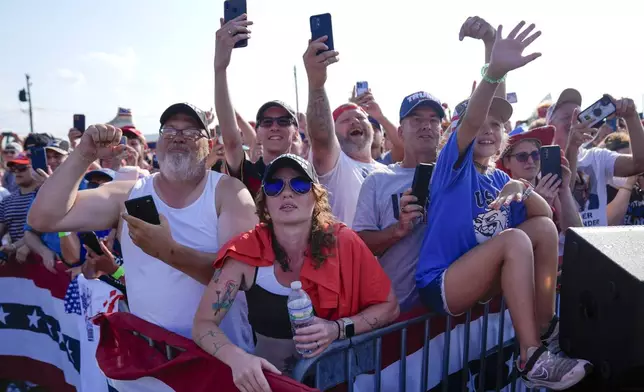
[
  {"left": 160, "top": 103, "right": 210, "bottom": 133},
  {"left": 255, "top": 101, "right": 299, "bottom": 128},
  {"left": 263, "top": 153, "right": 318, "bottom": 184}
]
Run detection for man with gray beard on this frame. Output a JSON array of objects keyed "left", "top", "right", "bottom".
[{"left": 27, "top": 103, "right": 255, "bottom": 362}]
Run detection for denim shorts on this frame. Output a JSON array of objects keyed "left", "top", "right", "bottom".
[{"left": 419, "top": 270, "right": 494, "bottom": 317}]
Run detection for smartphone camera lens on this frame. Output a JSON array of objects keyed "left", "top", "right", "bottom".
[
  {"left": 224, "top": 2, "right": 229, "bottom": 9},
  {"left": 593, "top": 108, "right": 603, "bottom": 117},
  {"left": 313, "top": 17, "right": 320, "bottom": 28}
]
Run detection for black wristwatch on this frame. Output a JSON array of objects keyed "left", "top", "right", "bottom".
[{"left": 341, "top": 317, "right": 355, "bottom": 339}]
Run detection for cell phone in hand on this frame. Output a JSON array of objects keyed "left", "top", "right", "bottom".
[
  {"left": 30, "top": 147, "right": 48, "bottom": 172},
  {"left": 356, "top": 81, "right": 369, "bottom": 97},
  {"left": 540, "top": 145, "right": 562, "bottom": 184},
  {"left": 224, "top": 0, "right": 248, "bottom": 48},
  {"left": 73, "top": 114, "right": 86, "bottom": 133},
  {"left": 124, "top": 195, "right": 161, "bottom": 225},
  {"left": 411, "top": 163, "right": 434, "bottom": 209},
  {"left": 577, "top": 95, "right": 616, "bottom": 128},
  {"left": 310, "top": 13, "right": 334, "bottom": 55},
  {"left": 79, "top": 231, "right": 104, "bottom": 255}
]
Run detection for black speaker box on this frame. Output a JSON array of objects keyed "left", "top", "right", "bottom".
[{"left": 560, "top": 226, "right": 644, "bottom": 390}]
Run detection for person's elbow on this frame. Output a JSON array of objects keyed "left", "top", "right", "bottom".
[
  {"left": 27, "top": 205, "right": 52, "bottom": 233},
  {"left": 383, "top": 289, "right": 400, "bottom": 324}
]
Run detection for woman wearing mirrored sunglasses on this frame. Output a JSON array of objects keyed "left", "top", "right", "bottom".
[{"left": 193, "top": 153, "right": 399, "bottom": 392}]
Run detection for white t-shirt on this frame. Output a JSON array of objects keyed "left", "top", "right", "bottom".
[
  {"left": 317, "top": 151, "right": 385, "bottom": 226},
  {"left": 574, "top": 146, "right": 620, "bottom": 227}
]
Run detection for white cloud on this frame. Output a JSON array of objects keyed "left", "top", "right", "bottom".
[
  {"left": 86, "top": 47, "right": 138, "bottom": 79},
  {"left": 56, "top": 68, "right": 86, "bottom": 86}
]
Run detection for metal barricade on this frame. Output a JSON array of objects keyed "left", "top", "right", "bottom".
[{"left": 293, "top": 296, "right": 559, "bottom": 392}]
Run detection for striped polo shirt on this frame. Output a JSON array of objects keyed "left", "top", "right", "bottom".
[{"left": 0, "top": 190, "right": 37, "bottom": 242}]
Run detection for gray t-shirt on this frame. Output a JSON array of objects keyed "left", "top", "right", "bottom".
[{"left": 352, "top": 164, "right": 427, "bottom": 311}]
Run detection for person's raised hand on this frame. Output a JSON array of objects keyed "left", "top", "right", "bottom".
[
  {"left": 567, "top": 108, "right": 595, "bottom": 151},
  {"left": 78, "top": 124, "right": 126, "bottom": 162},
  {"left": 215, "top": 14, "right": 253, "bottom": 72},
  {"left": 68, "top": 128, "right": 83, "bottom": 148},
  {"left": 488, "top": 21, "right": 542, "bottom": 78},
  {"left": 534, "top": 173, "right": 561, "bottom": 206},
  {"left": 459, "top": 16, "right": 495, "bottom": 44},
  {"left": 303, "top": 36, "right": 339, "bottom": 89},
  {"left": 609, "top": 95, "right": 638, "bottom": 119},
  {"left": 355, "top": 91, "right": 384, "bottom": 119}
]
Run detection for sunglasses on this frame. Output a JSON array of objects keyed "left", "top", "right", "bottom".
[
  {"left": 263, "top": 176, "right": 312, "bottom": 197},
  {"left": 8, "top": 165, "right": 30, "bottom": 173},
  {"left": 259, "top": 116, "right": 295, "bottom": 128},
  {"left": 510, "top": 151, "right": 540, "bottom": 163}
]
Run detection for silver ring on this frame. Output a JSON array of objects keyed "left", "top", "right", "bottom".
[
  {"left": 316, "top": 341, "right": 320, "bottom": 349},
  {"left": 227, "top": 29, "right": 233, "bottom": 35}
]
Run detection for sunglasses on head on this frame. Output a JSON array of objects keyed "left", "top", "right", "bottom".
[
  {"left": 511, "top": 151, "right": 540, "bottom": 163},
  {"left": 263, "top": 176, "right": 312, "bottom": 197}
]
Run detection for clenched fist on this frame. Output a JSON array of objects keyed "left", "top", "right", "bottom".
[{"left": 77, "top": 124, "right": 126, "bottom": 161}]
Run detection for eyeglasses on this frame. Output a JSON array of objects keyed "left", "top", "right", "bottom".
[
  {"left": 510, "top": 151, "right": 540, "bottom": 163},
  {"left": 159, "top": 127, "right": 208, "bottom": 140},
  {"left": 263, "top": 176, "right": 312, "bottom": 197},
  {"left": 259, "top": 116, "right": 295, "bottom": 128}
]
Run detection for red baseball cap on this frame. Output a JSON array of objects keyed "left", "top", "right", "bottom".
[
  {"left": 7, "top": 153, "right": 30, "bottom": 167},
  {"left": 496, "top": 126, "right": 555, "bottom": 175}
]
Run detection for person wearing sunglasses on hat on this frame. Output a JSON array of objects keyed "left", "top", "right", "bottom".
[
  {"left": 193, "top": 153, "right": 399, "bottom": 392},
  {"left": 416, "top": 22, "right": 591, "bottom": 389}
]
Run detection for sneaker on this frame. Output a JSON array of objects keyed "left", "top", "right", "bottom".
[
  {"left": 518, "top": 346, "right": 593, "bottom": 390},
  {"left": 541, "top": 315, "right": 562, "bottom": 355}
]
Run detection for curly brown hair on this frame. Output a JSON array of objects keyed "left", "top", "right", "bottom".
[{"left": 255, "top": 183, "right": 337, "bottom": 271}]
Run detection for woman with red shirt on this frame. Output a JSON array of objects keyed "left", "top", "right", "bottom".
[{"left": 192, "top": 153, "right": 399, "bottom": 392}]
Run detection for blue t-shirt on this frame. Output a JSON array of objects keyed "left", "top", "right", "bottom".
[{"left": 416, "top": 129, "right": 527, "bottom": 288}]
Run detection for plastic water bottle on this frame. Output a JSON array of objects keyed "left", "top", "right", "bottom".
[{"left": 287, "top": 281, "right": 314, "bottom": 355}]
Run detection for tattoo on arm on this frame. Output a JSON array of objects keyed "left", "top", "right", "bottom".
[
  {"left": 306, "top": 87, "right": 334, "bottom": 143},
  {"left": 360, "top": 314, "right": 380, "bottom": 330},
  {"left": 211, "top": 268, "right": 223, "bottom": 283},
  {"left": 211, "top": 340, "right": 229, "bottom": 356},
  {"left": 212, "top": 280, "right": 238, "bottom": 317},
  {"left": 195, "top": 330, "right": 224, "bottom": 347},
  {"left": 195, "top": 330, "right": 229, "bottom": 356}
]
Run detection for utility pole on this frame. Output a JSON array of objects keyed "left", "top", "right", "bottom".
[
  {"left": 18, "top": 74, "right": 34, "bottom": 133},
  {"left": 26, "top": 74, "right": 34, "bottom": 133},
  {"left": 293, "top": 65, "right": 300, "bottom": 115}
]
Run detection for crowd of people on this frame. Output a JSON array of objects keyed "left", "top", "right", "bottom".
[{"left": 4, "top": 13, "right": 644, "bottom": 392}]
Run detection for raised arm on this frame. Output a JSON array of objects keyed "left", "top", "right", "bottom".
[
  {"left": 193, "top": 258, "right": 279, "bottom": 392},
  {"left": 303, "top": 37, "right": 341, "bottom": 175},
  {"left": 457, "top": 22, "right": 541, "bottom": 155},
  {"left": 28, "top": 125, "right": 131, "bottom": 233},
  {"left": 612, "top": 98, "right": 644, "bottom": 177},
  {"left": 214, "top": 14, "right": 253, "bottom": 176}
]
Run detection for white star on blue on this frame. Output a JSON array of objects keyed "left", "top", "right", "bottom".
[{"left": 64, "top": 277, "right": 82, "bottom": 315}]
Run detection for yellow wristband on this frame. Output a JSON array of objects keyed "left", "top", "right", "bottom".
[{"left": 111, "top": 266, "right": 125, "bottom": 280}]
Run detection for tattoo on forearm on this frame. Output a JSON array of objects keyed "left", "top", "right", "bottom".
[
  {"left": 212, "top": 341, "right": 229, "bottom": 356},
  {"left": 211, "top": 268, "right": 223, "bottom": 283},
  {"left": 195, "top": 330, "right": 224, "bottom": 347},
  {"left": 195, "top": 330, "right": 229, "bottom": 356},
  {"left": 360, "top": 314, "right": 380, "bottom": 330},
  {"left": 307, "top": 87, "right": 334, "bottom": 142},
  {"left": 212, "top": 280, "right": 237, "bottom": 316}
]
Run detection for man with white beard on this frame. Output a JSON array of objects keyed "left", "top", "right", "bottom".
[{"left": 27, "top": 103, "right": 255, "bottom": 352}]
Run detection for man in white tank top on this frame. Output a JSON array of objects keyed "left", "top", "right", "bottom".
[{"left": 27, "top": 103, "right": 256, "bottom": 352}]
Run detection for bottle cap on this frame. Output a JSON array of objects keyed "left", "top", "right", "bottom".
[{"left": 290, "top": 281, "right": 302, "bottom": 290}]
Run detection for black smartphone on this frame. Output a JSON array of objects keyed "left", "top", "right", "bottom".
[
  {"left": 411, "top": 163, "right": 434, "bottom": 209},
  {"left": 310, "top": 13, "right": 334, "bottom": 55},
  {"left": 73, "top": 114, "right": 86, "bottom": 133},
  {"left": 577, "top": 95, "right": 617, "bottom": 128},
  {"left": 124, "top": 195, "right": 161, "bottom": 225},
  {"left": 224, "top": 0, "right": 247, "bottom": 48},
  {"left": 79, "top": 231, "right": 103, "bottom": 255},
  {"left": 540, "top": 145, "right": 562, "bottom": 182},
  {"left": 30, "top": 147, "right": 48, "bottom": 172}
]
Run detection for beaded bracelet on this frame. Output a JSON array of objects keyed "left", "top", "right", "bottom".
[{"left": 481, "top": 64, "right": 507, "bottom": 84}]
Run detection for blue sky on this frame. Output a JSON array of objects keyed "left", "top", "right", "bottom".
[{"left": 1, "top": 0, "right": 642, "bottom": 139}]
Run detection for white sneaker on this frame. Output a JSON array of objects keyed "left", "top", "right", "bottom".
[
  {"left": 518, "top": 346, "right": 593, "bottom": 390},
  {"left": 541, "top": 315, "right": 563, "bottom": 356}
]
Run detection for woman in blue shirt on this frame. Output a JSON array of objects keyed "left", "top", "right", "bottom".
[{"left": 416, "top": 21, "right": 590, "bottom": 390}]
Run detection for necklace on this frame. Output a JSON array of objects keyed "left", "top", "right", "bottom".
[{"left": 474, "top": 161, "right": 489, "bottom": 174}]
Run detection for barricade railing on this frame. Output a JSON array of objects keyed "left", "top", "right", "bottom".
[{"left": 293, "top": 296, "right": 559, "bottom": 392}]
